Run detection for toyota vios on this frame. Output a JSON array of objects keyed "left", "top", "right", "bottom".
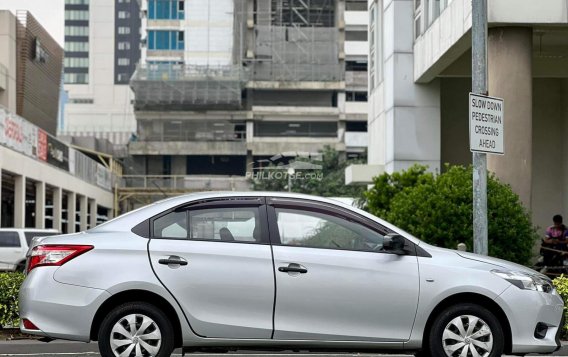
[{"left": 20, "top": 192, "right": 563, "bottom": 357}]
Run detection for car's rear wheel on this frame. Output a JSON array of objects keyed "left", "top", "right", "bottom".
[
  {"left": 428, "top": 303, "right": 504, "bottom": 357},
  {"left": 98, "top": 302, "right": 174, "bottom": 357}
]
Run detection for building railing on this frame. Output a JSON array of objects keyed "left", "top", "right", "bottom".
[{"left": 120, "top": 175, "right": 250, "bottom": 191}]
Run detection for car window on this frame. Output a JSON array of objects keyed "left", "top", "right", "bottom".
[
  {"left": 189, "top": 207, "right": 261, "bottom": 243},
  {"left": 154, "top": 211, "right": 187, "bottom": 238},
  {"left": 275, "top": 208, "right": 384, "bottom": 252},
  {"left": 24, "top": 232, "right": 58, "bottom": 246},
  {"left": 153, "top": 206, "right": 263, "bottom": 243},
  {"left": 0, "top": 232, "right": 21, "bottom": 248}
]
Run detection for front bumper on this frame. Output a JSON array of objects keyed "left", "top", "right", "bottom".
[
  {"left": 19, "top": 267, "right": 110, "bottom": 342},
  {"left": 495, "top": 285, "right": 564, "bottom": 354}
]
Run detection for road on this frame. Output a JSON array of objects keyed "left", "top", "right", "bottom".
[{"left": 1, "top": 341, "right": 568, "bottom": 357}]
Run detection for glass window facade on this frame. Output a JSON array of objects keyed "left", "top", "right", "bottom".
[
  {"left": 65, "top": 57, "right": 89, "bottom": 68},
  {"left": 148, "top": 0, "right": 185, "bottom": 20},
  {"left": 65, "top": 26, "right": 89, "bottom": 36},
  {"left": 64, "top": 1, "right": 89, "bottom": 84},
  {"left": 64, "top": 73, "right": 88, "bottom": 84},
  {"left": 65, "top": 0, "right": 89, "bottom": 5},
  {"left": 65, "top": 10, "right": 89, "bottom": 20},
  {"left": 65, "top": 41, "right": 89, "bottom": 52},
  {"left": 147, "top": 30, "right": 185, "bottom": 50}
]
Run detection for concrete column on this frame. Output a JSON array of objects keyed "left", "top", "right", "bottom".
[
  {"left": 107, "top": 207, "right": 114, "bottom": 220},
  {"left": 245, "top": 121, "right": 254, "bottom": 143},
  {"left": 14, "top": 175, "right": 25, "bottom": 228},
  {"left": 67, "top": 192, "right": 76, "bottom": 233},
  {"left": 79, "top": 195, "right": 88, "bottom": 232},
  {"left": 487, "top": 27, "right": 533, "bottom": 208},
  {"left": 35, "top": 181, "right": 45, "bottom": 229},
  {"left": 89, "top": 199, "right": 97, "bottom": 228},
  {"left": 53, "top": 187, "right": 62, "bottom": 232}
]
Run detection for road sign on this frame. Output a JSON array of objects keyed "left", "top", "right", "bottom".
[{"left": 469, "top": 93, "right": 504, "bottom": 155}]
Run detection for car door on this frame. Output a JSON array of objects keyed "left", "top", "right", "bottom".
[
  {"left": 267, "top": 198, "right": 420, "bottom": 342},
  {"left": 148, "top": 197, "right": 276, "bottom": 339},
  {"left": 0, "top": 231, "right": 24, "bottom": 270}
]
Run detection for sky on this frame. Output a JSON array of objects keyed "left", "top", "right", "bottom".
[{"left": 0, "top": 0, "right": 64, "bottom": 46}]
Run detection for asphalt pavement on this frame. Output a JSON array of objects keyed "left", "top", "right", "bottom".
[{"left": 1, "top": 340, "right": 568, "bottom": 357}]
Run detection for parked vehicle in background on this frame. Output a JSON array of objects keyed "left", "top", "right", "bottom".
[
  {"left": 0, "top": 229, "right": 59, "bottom": 272},
  {"left": 19, "top": 192, "right": 564, "bottom": 357}
]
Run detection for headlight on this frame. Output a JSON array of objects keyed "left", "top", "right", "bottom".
[{"left": 492, "top": 270, "right": 553, "bottom": 293}]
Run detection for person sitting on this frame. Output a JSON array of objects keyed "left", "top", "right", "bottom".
[{"left": 541, "top": 214, "right": 568, "bottom": 267}]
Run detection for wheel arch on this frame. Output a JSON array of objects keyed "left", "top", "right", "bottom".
[
  {"left": 422, "top": 292, "right": 513, "bottom": 354},
  {"left": 89, "top": 289, "right": 183, "bottom": 348}
]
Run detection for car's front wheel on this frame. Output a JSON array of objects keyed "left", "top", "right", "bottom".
[
  {"left": 98, "top": 302, "right": 174, "bottom": 357},
  {"left": 428, "top": 303, "right": 504, "bottom": 357}
]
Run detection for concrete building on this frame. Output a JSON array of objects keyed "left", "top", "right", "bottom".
[
  {"left": 353, "top": 0, "right": 568, "bottom": 235},
  {"left": 61, "top": 0, "right": 141, "bottom": 145},
  {"left": 0, "top": 10, "right": 114, "bottom": 232},
  {"left": 125, "top": 0, "right": 369, "bottom": 204}
]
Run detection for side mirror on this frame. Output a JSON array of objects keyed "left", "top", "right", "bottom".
[{"left": 383, "top": 233, "right": 406, "bottom": 255}]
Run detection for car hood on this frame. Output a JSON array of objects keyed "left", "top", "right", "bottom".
[{"left": 456, "top": 250, "right": 543, "bottom": 276}]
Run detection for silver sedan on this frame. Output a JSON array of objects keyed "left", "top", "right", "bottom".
[{"left": 19, "top": 192, "right": 563, "bottom": 357}]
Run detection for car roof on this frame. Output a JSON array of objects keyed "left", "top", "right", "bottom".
[{"left": 89, "top": 191, "right": 422, "bottom": 245}]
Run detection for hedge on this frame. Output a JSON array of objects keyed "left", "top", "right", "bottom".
[
  {"left": 0, "top": 272, "right": 25, "bottom": 328},
  {"left": 553, "top": 275, "right": 568, "bottom": 337}
]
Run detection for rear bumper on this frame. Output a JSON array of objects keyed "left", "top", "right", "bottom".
[{"left": 19, "top": 267, "right": 110, "bottom": 342}]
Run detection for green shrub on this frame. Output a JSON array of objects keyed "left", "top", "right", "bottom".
[
  {"left": 362, "top": 165, "right": 538, "bottom": 265},
  {"left": 553, "top": 275, "right": 568, "bottom": 336},
  {"left": 0, "top": 272, "right": 25, "bottom": 328}
]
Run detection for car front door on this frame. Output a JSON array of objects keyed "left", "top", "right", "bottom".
[
  {"left": 148, "top": 198, "right": 275, "bottom": 339},
  {"left": 267, "top": 198, "right": 420, "bottom": 342}
]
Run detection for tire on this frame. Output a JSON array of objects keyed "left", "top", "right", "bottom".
[
  {"left": 15, "top": 262, "right": 25, "bottom": 273},
  {"left": 428, "top": 303, "right": 504, "bottom": 357},
  {"left": 98, "top": 302, "right": 174, "bottom": 357}
]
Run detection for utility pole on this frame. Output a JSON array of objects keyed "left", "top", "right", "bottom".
[{"left": 472, "top": 0, "right": 488, "bottom": 255}]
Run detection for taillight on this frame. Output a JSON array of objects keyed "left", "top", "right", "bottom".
[{"left": 27, "top": 245, "right": 93, "bottom": 273}]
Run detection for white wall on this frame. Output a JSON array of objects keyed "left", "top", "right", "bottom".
[
  {"left": 0, "top": 11, "right": 17, "bottom": 112},
  {"left": 184, "top": 0, "right": 234, "bottom": 66},
  {"left": 62, "top": 0, "right": 137, "bottom": 144},
  {"left": 368, "top": 0, "right": 441, "bottom": 173}
]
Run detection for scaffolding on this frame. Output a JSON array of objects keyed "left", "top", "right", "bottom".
[
  {"left": 130, "top": 63, "right": 245, "bottom": 111},
  {"left": 248, "top": 0, "right": 343, "bottom": 82}
]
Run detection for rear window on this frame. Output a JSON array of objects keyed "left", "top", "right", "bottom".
[
  {"left": 24, "top": 232, "right": 58, "bottom": 246},
  {"left": 0, "top": 232, "right": 20, "bottom": 247}
]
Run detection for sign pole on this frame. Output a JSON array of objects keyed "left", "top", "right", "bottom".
[{"left": 472, "top": 0, "right": 488, "bottom": 255}]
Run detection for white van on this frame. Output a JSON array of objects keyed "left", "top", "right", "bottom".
[{"left": 0, "top": 228, "right": 59, "bottom": 272}]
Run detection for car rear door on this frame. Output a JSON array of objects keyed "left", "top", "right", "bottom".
[
  {"left": 267, "top": 198, "right": 420, "bottom": 342},
  {"left": 148, "top": 197, "right": 276, "bottom": 339}
]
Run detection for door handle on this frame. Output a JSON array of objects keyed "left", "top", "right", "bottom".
[
  {"left": 158, "top": 257, "right": 188, "bottom": 266},
  {"left": 278, "top": 264, "right": 308, "bottom": 274}
]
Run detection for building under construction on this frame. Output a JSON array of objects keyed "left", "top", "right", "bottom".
[{"left": 126, "top": 0, "right": 368, "bottom": 207}]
